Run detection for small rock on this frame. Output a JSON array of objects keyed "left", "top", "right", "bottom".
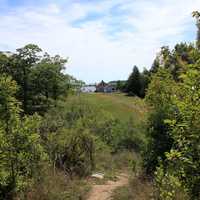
[{"left": 91, "top": 173, "right": 104, "bottom": 179}]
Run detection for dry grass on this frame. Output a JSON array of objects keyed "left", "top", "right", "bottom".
[
  {"left": 111, "top": 174, "right": 153, "bottom": 200},
  {"left": 25, "top": 167, "right": 91, "bottom": 200}
]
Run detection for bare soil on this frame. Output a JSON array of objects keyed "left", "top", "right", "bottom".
[{"left": 87, "top": 173, "right": 129, "bottom": 200}]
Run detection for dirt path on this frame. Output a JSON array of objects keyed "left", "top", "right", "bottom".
[{"left": 87, "top": 173, "right": 129, "bottom": 200}]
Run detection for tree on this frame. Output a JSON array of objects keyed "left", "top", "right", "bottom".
[
  {"left": 116, "top": 80, "right": 126, "bottom": 91},
  {"left": 30, "top": 54, "right": 68, "bottom": 112},
  {"left": 0, "top": 45, "right": 70, "bottom": 114},
  {"left": 126, "top": 66, "right": 142, "bottom": 97},
  {"left": 150, "top": 44, "right": 196, "bottom": 82},
  {"left": 0, "top": 53, "right": 11, "bottom": 75},
  {"left": 12, "top": 44, "right": 42, "bottom": 113},
  {"left": 151, "top": 57, "right": 160, "bottom": 74},
  {"left": 140, "top": 68, "right": 150, "bottom": 98}
]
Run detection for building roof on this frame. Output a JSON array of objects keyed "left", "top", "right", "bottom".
[{"left": 96, "top": 80, "right": 107, "bottom": 87}]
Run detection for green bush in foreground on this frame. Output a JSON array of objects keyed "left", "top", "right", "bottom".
[
  {"left": 0, "top": 75, "right": 46, "bottom": 199},
  {"left": 145, "top": 49, "right": 200, "bottom": 199},
  {"left": 143, "top": 69, "right": 175, "bottom": 175},
  {"left": 155, "top": 62, "right": 200, "bottom": 200}
]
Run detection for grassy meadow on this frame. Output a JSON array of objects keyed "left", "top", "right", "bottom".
[{"left": 80, "top": 92, "right": 147, "bottom": 123}]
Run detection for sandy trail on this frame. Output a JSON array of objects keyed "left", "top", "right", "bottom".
[{"left": 87, "top": 173, "right": 128, "bottom": 200}]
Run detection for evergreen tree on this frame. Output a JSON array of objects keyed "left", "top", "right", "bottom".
[{"left": 126, "top": 66, "right": 142, "bottom": 97}]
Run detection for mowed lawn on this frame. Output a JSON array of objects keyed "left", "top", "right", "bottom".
[{"left": 80, "top": 93, "right": 147, "bottom": 124}]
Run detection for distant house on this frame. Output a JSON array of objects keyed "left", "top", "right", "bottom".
[
  {"left": 81, "top": 85, "right": 96, "bottom": 93},
  {"left": 96, "top": 81, "right": 116, "bottom": 93},
  {"left": 81, "top": 81, "right": 117, "bottom": 93},
  {"left": 104, "top": 84, "right": 116, "bottom": 93},
  {"left": 96, "top": 81, "right": 107, "bottom": 92}
]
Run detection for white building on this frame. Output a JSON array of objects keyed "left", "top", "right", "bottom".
[{"left": 81, "top": 85, "right": 96, "bottom": 93}]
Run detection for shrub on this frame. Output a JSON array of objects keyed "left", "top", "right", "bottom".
[
  {"left": 0, "top": 75, "right": 46, "bottom": 199},
  {"left": 55, "top": 127, "right": 95, "bottom": 178},
  {"left": 143, "top": 69, "right": 176, "bottom": 175},
  {"left": 154, "top": 164, "right": 188, "bottom": 200}
]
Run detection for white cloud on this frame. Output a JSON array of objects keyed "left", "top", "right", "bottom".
[{"left": 0, "top": 0, "right": 200, "bottom": 83}]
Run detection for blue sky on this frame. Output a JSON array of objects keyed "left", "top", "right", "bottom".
[{"left": 0, "top": 0, "right": 199, "bottom": 83}]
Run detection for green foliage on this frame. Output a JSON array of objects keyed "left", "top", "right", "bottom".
[
  {"left": 157, "top": 63, "right": 200, "bottom": 199},
  {"left": 125, "top": 66, "right": 150, "bottom": 98},
  {"left": 140, "top": 68, "right": 150, "bottom": 98},
  {"left": 39, "top": 100, "right": 95, "bottom": 178},
  {"left": 30, "top": 54, "right": 70, "bottom": 112},
  {"left": 38, "top": 94, "right": 146, "bottom": 183},
  {"left": 154, "top": 163, "right": 188, "bottom": 200},
  {"left": 0, "top": 75, "right": 46, "bottom": 199},
  {"left": 0, "top": 74, "right": 20, "bottom": 120},
  {"left": 13, "top": 44, "right": 42, "bottom": 113},
  {"left": 126, "top": 65, "right": 142, "bottom": 97},
  {"left": 56, "top": 128, "right": 94, "bottom": 178},
  {"left": 145, "top": 13, "right": 200, "bottom": 199},
  {"left": 0, "top": 44, "right": 148, "bottom": 199},
  {"left": 150, "top": 43, "right": 196, "bottom": 82},
  {"left": 143, "top": 68, "right": 176, "bottom": 175},
  {"left": 116, "top": 80, "right": 127, "bottom": 91},
  {"left": 0, "top": 44, "right": 73, "bottom": 114}
]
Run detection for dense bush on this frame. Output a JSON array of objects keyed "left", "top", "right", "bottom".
[
  {"left": 155, "top": 62, "right": 200, "bottom": 199},
  {"left": 143, "top": 15, "right": 200, "bottom": 198},
  {"left": 0, "top": 75, "right": 46, "bottom": 199},
  {"left": 39, "top": 99, "right": 95, "bottom": 178},
  {"left": 144, "top": 66, "right": 200, "bottom": 199},
  {"left": 143, "top": 69, "right": 175, "bottom": 175}
]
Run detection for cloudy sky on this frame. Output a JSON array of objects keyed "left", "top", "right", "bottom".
[{"left": 0, "top": 0, "right": 200, "bottom": 83}]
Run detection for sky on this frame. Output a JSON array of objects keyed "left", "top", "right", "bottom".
[{"left": 0, "top": 0, "right": 200, "bottom": 83}]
